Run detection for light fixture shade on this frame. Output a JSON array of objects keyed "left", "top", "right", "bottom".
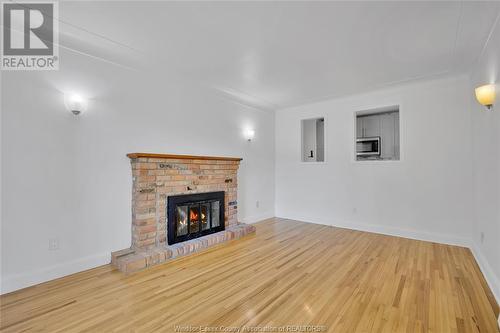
[
  {"left": 244, "top": 129, "right": 255, "bottom": 141},
  {"left": 475, "top": 84, "right": 496, "bottom": 109},
  {"left": 64, "top": 93, "right": 88, "bottom": 115}
]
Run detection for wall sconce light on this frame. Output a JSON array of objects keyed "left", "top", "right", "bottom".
[
  {"left": 64, "top": 93, "right": 88, "bottom": 115},
  {"left": 244, "top": 129, "right": 255, "bottom": 142},
  {"left": 475, "top": 84, "right": 496, "bottom": 110}
]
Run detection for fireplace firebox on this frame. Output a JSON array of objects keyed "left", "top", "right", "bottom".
[{"left": 167, "top": 191, "right": 225, "bottom": 245}]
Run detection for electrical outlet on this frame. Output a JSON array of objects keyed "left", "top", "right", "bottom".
[
  {"left": 49, "top": 238, "right": 59, "bottom": 251},
  {"left": 256, "top": 201, "right": 260, "bottom": 208},
  {"left": 480, "top": 232, "right": 485, "bottom": 244}
]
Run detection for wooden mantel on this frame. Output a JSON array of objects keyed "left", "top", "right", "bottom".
[{"left": 126, "top": 153, "right": 242, "bottom": 162}]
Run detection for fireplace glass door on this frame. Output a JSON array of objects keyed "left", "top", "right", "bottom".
[
  {"left": 211, "top": 201, "right": 220, "bottom": 227},
  {"left": 200, "top": 203, "right": 210, "bottom": 231},
  {"left": 189, "top": 205, "right": 200, "bottom": 233},
  {"left": 176, "top": 205, "right": 188, "bottom": 236},
  {"left": 167, "top": 191, "right": 225, "bottom": 245}
]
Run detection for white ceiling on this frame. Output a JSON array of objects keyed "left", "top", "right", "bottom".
[{"left": 57, "top": 1, "right": 500, "bottom": 110}]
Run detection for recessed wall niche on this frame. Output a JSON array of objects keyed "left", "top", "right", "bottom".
[
  {"left": 301, "top": 117, "right": 325, "bottom": 162},
  {"left": 355, "top": 106, "right": 400, "bottom": 161}
]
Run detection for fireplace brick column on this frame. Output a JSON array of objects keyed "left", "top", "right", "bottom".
[{"left": 128, "top": 153, "right": 241, "bottom": 250}]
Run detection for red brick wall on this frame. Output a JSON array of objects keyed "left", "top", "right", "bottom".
[{"left": 130, "top": 157, "right": 239, "bottom": 250}]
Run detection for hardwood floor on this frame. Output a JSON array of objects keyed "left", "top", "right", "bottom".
[{"left": 1, "top": 218, "right": 498, "bottom": 332}]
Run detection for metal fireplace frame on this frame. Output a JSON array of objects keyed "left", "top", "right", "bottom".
[{"left": 167, "top": 191, "right": 225, "bottom": 245}]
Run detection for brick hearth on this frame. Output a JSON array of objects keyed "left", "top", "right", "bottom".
[{"left": 112, "top": 153, "right": 256, "bottom": 273}]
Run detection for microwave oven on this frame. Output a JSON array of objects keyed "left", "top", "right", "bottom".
[{"left": 356, "top": 137, "right": 381, "bottom": 156}]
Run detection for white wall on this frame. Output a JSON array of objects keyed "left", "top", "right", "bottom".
[
  {"left": 276, "top": 75, "right": 474, "bottom": 244},
  {"left": 0, "top": 48, "right": 275, "bottom": 293},
  {"left": 469, "top": 18, "right": 500, "bottom": 302}
]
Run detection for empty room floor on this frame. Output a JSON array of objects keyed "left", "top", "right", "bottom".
[{"left": 0, "top": 218, "right": 498, "bottom": 332}]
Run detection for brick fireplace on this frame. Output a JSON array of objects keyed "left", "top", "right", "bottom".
[{"left": 111, "top": 153, "right": 256, "bottom": 273}]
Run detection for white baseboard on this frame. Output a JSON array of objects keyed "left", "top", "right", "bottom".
[
  {"left": 0, "top": 212, "right": 274, "bottom": 295},
  {"left": 240, "top": 210, "right": 275, "bottom": 224},
  {"left": 469, "top": 242, "right": 500, "bottom": 308},
  {"left": 1, "top": 252, "right": 110, "bottom": 295},
  {"left": 0, "top": 212, "right": 276, "bottom": 295},
  {"left": 276, "top": 214, "right": 500, "bottom": 308},
  {"left": 277, "top": 214, "right": 471, "bottom": 247}
]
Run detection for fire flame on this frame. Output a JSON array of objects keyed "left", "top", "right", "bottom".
[{"left": 190, "top": 209, "right": 199, "bottom": 221}]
